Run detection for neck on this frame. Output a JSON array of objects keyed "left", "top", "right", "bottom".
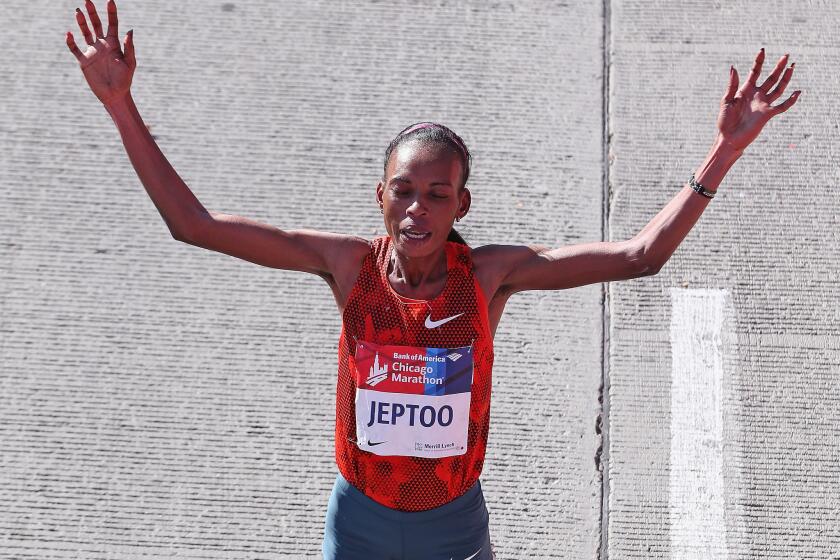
[{"left": 388, "top": 240, "right": 448, "bottom": 289}]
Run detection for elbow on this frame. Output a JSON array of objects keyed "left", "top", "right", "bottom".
[
  {"left": 170, "top": 212, "right": 211, "bottom": 244},
  {"left": 171, "top": 229, "right": 191, "bottom": 243},
  {"left": 626, "top": 240, "right": 662, "bottom": 276},
  {"left": 634, "top": 249, "right": 664, "bottom": 276},
  {"left": 168, "top": 219, "right": 191, "bottom": 242},
  {"left": 639, "top": 252, "right": 666, "bottom": 276},
  {"left": 641, "top": 260, "right": 663, "bottom": 276},
  {"left": 171, "top": 223, "right": 199, "bottom": 244}
]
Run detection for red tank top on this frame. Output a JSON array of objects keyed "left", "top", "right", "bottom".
[{"left": 334, "top": 235, "right": 494, "bottom": 511}]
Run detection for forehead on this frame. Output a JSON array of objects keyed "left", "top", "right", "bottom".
[{"left": 387, "top": 140, "right": 462, "bottom": 180}]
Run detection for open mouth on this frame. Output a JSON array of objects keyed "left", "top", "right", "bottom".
[{"left": 401, "top": 228, "right": 431, "bottom": 242}]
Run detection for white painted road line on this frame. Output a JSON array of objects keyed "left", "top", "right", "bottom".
[{"left": 669, "top": 288, "right": 729, "bottom": 559}]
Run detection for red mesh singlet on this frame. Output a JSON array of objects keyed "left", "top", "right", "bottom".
[{"left": 334, "top": 235, "right": 494, "bottom": 511}]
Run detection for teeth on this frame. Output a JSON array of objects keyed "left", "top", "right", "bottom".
[{"left": 403, "top": 230, "right": 429, "bottom": 239}]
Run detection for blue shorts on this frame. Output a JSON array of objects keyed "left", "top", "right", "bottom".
[{"left": 322, "top": 471, "right": 495, "bottom": 560}]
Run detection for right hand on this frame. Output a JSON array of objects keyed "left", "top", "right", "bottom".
[{"left": 66, "top": 0, "right": 136, "bottom": 107}]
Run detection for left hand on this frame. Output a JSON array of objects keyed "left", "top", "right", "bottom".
[{"left": 717, "top": 48, "right": 801, "bottom": 152}]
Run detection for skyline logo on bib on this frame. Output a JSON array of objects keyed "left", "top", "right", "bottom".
[{"left": 365, "top": 352, "right": 389, "bottom": 387}]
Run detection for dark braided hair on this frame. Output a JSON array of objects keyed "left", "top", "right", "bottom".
[{"left": 382, "top": 122, "right": 472, "bottom": 246}]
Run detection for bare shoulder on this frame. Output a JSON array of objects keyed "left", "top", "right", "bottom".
[
  {"left": 471, "top": 243, "right": 545, "bottom": 273},
  {"left": 317, "top": 232, "right": 372, "bottom": 312},
  {"left": 265, "top": 230, "right": 373, "bottom": 315},
  {"left": 327, "top": 233, "right": 372, "bottom": 277},
  {"left": 471, "top": 243, "right": 546, "bottom": 301}
]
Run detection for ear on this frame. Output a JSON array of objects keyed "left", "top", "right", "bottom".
[
  {"left": 376, "top": 180, "right": 384, "bottom": 206},
  {"left": 458, "top": 187, "right": 472, "bottom": 217}
]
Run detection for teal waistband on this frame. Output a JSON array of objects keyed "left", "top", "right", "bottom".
[{"left": 333, "top": 471, "right": 484, "bottom": 522}]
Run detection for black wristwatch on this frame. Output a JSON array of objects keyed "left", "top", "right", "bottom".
[{"left": 689, "top": 174, "right": 716, "bottom": 199}]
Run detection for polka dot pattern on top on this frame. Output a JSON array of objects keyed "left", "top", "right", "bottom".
[{"left": 333, "top": 235, "right": 495, "bottom": 512}]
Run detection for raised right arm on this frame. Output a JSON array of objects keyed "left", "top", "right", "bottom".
[{"left": 71, "top": 1, "right": 369, "bottom": 285}]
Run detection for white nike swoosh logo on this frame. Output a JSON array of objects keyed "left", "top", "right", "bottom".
[
  {"left": 450, "top": 547, "right": 482, "bottom": 560},
  {"left": 425, "top": 312, "right": 464, "bottom": 329}
]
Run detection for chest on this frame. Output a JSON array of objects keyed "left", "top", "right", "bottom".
[{"left": 329, "top": 255, "right": 511, "bottom": 340}]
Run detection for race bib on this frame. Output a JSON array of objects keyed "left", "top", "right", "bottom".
[{"left": 351, "top": 340, "right": 473, "bottom": 458}]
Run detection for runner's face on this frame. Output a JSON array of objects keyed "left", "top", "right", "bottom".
[{"left": 377, "top": 140, "right": 468, "bottom": 257}]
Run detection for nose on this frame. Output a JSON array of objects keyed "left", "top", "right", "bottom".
[{"left": 405, "top": 197, "right": 428, "bottom": 217}]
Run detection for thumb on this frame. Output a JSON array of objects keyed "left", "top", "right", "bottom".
[
  {"left": 123, "top": 29, "right": 136, "bottom": 69},
  {"left": 722, "top": 65, "right": 738, "bottom": 103}
]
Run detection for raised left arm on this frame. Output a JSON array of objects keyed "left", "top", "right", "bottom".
[
  {"left": 637, "top": 47, "right": 801, "bottom": 273},
  {"left": 487, "top": 49, "right": 801, "bottom": 296}
]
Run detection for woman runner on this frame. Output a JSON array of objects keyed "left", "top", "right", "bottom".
[{"left": 67, "top": 2, "right": 801, "bottom": 558}]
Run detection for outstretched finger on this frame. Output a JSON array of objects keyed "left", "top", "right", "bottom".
[
  {"left": 66, "top": 31, "right": 85, "bottom": 63},
  {"left": 770, "top": 90, "right": 802, "bottom": 116},
  {"left": 123, "top": 29, "right": 135, "bottom": 69},
  {"left": 84, "top": 0, "right": 105, "bottom": 39},
  {"left": 106, "top": 0, "right": 119, "bottom": 39},
  {"left": 75, "top": 8, "right": 95, "bottom": 46},
  {"left": 740, "top": 47, "right": 765, "bottom": 93},
  {"left": 759, "top": 53, "right": 789, "bottom": 92},
  {"left": 767, "top": 63, "right": 795, "bottom": 102},
  {"left": 723, "top": 65, "right": 739, "bottom": 103}
]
